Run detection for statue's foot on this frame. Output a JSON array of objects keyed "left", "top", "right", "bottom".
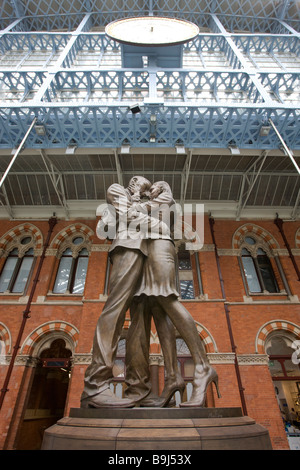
[
  {"left": 81, "top": 389, "right": 135, "bottom": 408},
  {"left": 179, "top": 367, "right": 220, "bottom": 408},
  {"left": 138, "top": 394, "right": 166, "bottom": 407},
  {"left": 160, "top": 377, "right": 185, "bottom": 407},
  {"left": 139, "top": 395, "right": 176, "bottom": 407}
]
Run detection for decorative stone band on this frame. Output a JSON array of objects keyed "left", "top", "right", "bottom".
[
  {"left": 237, "top": 354, "right": 270, "bottom": 365},
  {"left": 70, "top": 352, "right": 268, "bottom": 366},
  {"left": 3, "top": 352, "right": 269, "bottom": 368}
]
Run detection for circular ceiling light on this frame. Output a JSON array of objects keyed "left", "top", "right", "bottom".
[{"left": 105, "top": 16, "right": 199, "bottom": 47}]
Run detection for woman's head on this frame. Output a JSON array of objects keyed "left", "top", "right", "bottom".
[
  {"left": 150, "top": 181, "right": 172, "bottom": 199},
  {"left": 128, "top": 176, "right": 152, "bottom": 197}
]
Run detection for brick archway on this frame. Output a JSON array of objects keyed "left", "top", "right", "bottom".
[
  {"left": 21, "top": 321, "right": 79, "bottom": 356},
  {"left": 232, "top": 223, "right": 279, "bottom": 250},
  {"left": 195, "top": 322, "right": 217, "bottom": 353},
  {"left": 0, "top": 223, "right": 43, "bottom": 255},
  {"left": 50, "top": 223, "right": 94, "bottom": 251},
  {"left": 150, "top": 322, "right": 217, "bottom": 354},
  {"left": 0, "top": 322, "right": 11, "bottom": 355},
  {"left": 255, "top": 320, "right": 300, "bottom": 354}
]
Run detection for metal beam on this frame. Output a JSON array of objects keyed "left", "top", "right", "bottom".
[
  {"left": 236, "top": 150, "right": 269, "bottom": 219},
  {"left": 0, "top": 117, "right": 37, "bottom": 189},
  {"left": 269, "top": 118, "right": 300, "bottom": 175},
  {"left": 114, "top": 148, "right": 124, "bottom": 185},
  {"left": 0, "top": 180, "right": 13, "bottom": 218},
  {"left": 291, "top": 186, "right": 300, "bottom": 220},
  {"left": 39, "top": 149, "right": 70, "bottom": 218},
  {"left": 180, "top": 148, "right": 193, "bottom": 206}
]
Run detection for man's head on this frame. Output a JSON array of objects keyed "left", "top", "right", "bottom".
[{"left": 127, "top": 176, "right": 152, "bottom": 198}]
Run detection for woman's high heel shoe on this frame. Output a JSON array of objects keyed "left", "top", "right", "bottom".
[
  {"left": 138, "top": 378, "right": 185, "bottom": 407},
  {"left": 180, "top": 367, "right": 221, "bottom": 408},
  {"left": 160, "top": 378, "right": 186, "bottom": 407}
]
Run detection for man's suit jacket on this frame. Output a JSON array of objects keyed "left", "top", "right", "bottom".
[{"left": 105, "top": 183, "right": 148, "bottom": 256}]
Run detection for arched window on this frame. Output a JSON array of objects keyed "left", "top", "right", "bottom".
[
  {"left": 0, "top": 236, "right": 35, "bottom": 293},
  {"left": 240, "top": 236, "right": 279, "bottom": 294},
  {"left": 53, "top": 236, "right": 89, "bottom": 294},
  {"left": 176, "top": 244, "right": 204, "bottom": 299}
]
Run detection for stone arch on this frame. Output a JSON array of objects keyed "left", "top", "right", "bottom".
[
  {"left": 0, "top": 322, "right": 11, "bottom": 355},
  {"left": 195, "top": 322, "right": 218, "bottom": 353},
  {"left": 0, "top": 223, "right": 43, "bottom": 256},
  {"left": 255, "top": 320, "right": 300, "bottom": 354},
  {"left": 20, "top": 321, "right": 79, "bottom": 356},
  {"left": 151, "top": 322, "right": 217, "bottom": 354},
  {"left": 49, "top": 223, "right": 94, "bottom": 256},
  {"left": 232, "top": 223, "right": 279, "bottom": 252}
]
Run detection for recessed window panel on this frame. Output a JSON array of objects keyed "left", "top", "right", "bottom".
[
  {"left": 53, "top": 247, "right": 89, "bottom": 294},
  {"left": 0, "top": 256, "right": 18, "bottom": 292},
  {"left": 72, "top": 255, "right": 88, "bottom": 294},
  {"left": 11, "top": 250, "right": 34, "bottom": 293},
  {"left": 241, "top": 255, "right": 261, "bottom": 293},
  {"left": 257, "top": 254, "right": 279, "bottom": 293},
  {"left": 180, "top": 280, "right": 195, "bottom": 299}
]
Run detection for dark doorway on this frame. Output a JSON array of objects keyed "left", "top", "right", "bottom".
[{"left": 16, "top": 338, "right": 72, "bottom": 450}]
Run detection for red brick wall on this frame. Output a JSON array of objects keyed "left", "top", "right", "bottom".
[{"left": 0, "top": 216, "right": 299, "bottom": 450}]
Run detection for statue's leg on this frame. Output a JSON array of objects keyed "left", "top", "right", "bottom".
[
  {"left": 124, "top": 297, "right": 152, "bottom": 401},
  {"left": 82, "top": 249, "right": 144, "bottom": 403},
  {"left": 157, "top": 296, "right": 219, "bottom": 407},
  {"left": 151, "top": 300, "right": 185, "bottom": 405}
]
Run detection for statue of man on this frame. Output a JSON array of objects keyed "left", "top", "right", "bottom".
[{"left": 81, "top": 176, "right": 153, "bottom": 408}]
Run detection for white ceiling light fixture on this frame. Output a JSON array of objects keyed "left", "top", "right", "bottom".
[
  {"left": 175, "top": 143, "right": 186, "bottom": 154},
  {"left": 105, "top": 16, "right": 199, "bottom": 47},
  {"left": 228, "top": 144, "right": 241, "bottom": 155},
  {"left": 65, "top": 143, "right": 77, "bottom": 154}
]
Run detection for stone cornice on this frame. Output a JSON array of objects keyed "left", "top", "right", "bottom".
[
  {"left": 237, "top": 354, "right": 269, "bottom": 365},
  {"left": 3, "top": 353, "right": 270, "bottom": 367}
]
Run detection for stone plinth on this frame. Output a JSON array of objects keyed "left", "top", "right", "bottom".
[{"left": 41, "top": 407, "right": 272, "bottom": 450}]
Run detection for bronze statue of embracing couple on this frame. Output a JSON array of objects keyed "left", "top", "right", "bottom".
[{"left": 81, "top": 176, "right": 220, "bottom": 408}]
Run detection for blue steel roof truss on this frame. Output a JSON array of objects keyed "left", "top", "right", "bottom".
[{"left": 0, "top": 0, "right": 299, "bottom": 219}]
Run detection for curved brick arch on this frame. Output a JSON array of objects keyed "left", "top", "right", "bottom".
[
  {"left": 148, "top": 322, "right": 217, "bottom": 354},
  {"left": 232, "top": 223, "right": 279, "bottom": 251},
  {"left": 0, "top": 223, "right": 43, "bottom": 254},
  {"left": 50, "top": 223, "right": 94, "bottom": 251},
  {"left": 195, "top": 322, "right": 218, "bottom": 353},
  {"left": 0, "top": 322, "right": 11, "bottom": 355},
  {"left": 255, "top": 320, "right": 300, "bottom": 354},
  {"left": 21, "top": 321, "right": 79, "bottom": 356}
]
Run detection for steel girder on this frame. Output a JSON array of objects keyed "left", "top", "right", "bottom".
[
  {"left": 0, "top": 16, "right": 298, "bottom": 151},
  {"left": 1, "top": 0, "right": 299, "bottom": 32},
  {"left": 0, "top": 103, "right": 299, "bottom": 151}
]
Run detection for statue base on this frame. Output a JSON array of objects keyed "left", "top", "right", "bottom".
[{"left": 41, "top": 407, "right": 272, "bottom": 450}]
